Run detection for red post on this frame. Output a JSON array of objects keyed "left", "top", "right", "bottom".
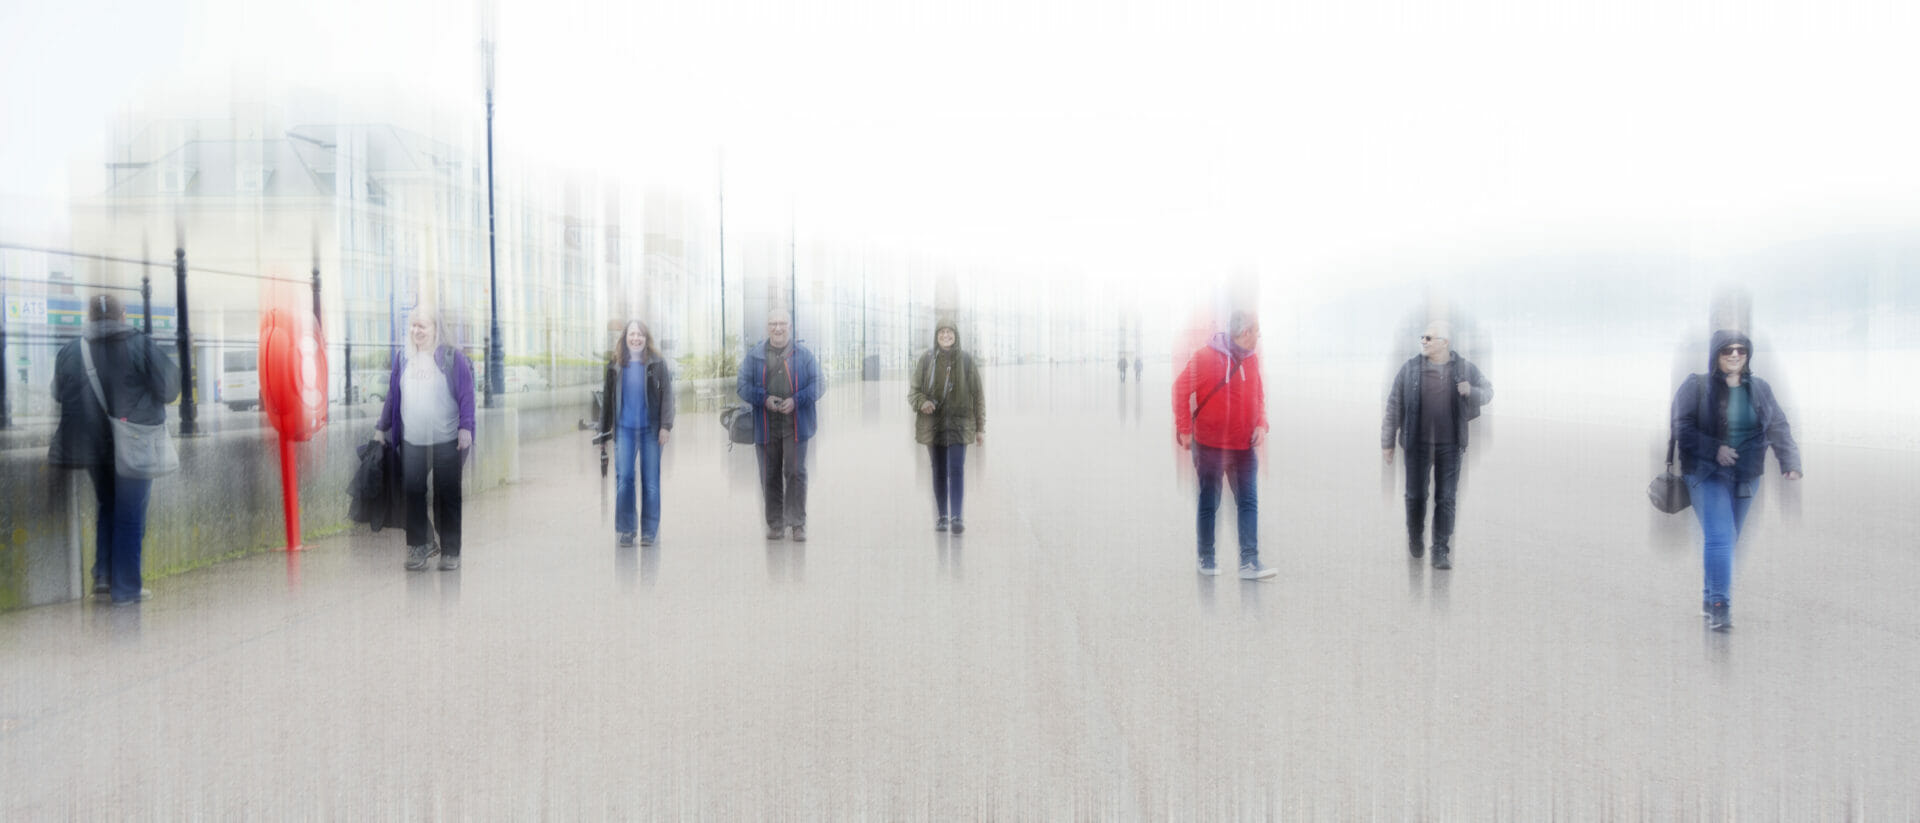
[{"left": 278, "top": 436, "right": 303, "bottom": 551}]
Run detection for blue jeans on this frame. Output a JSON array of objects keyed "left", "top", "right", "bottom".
[
  {"left": 1688, "top": 472, "right": 1753, "bottom": 605},
  {"left": 1193, "top": 444, "right": 1258, "bottom": 565},
  {"left": 929, "top": 444, "right": 966, "bottom": 519},
  {"left": 615, "top": 425, "right": 662, "bottom": 538},
  {"left": 86, "top": 465, "right": 152, "bottom": 602}
]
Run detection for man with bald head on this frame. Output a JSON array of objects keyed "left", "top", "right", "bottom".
[
  {"left": 738, "top": 308, "right": 824, "bottom": 542},
  {"left": 1381, "top": 320, "right": 1493, "bottom": 569}
]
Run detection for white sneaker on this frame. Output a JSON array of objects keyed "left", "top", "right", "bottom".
[
  {"left": 1238, "top": 562, "right": 1277, "bottom": 581},
  {"left": 1197, "top": 560, "right": 1224, "bottom": 576}
]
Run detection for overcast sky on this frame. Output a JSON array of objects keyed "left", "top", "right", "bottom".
[{"left": 5, "top": 0, "right": 1918, "bottom": 294}]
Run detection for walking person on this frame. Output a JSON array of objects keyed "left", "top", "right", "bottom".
[
  {"left": 1381, "top": 320, "right": 1492, "bottom": 570},
  {"left": 599, "top": 319, "right": 675, "bottom": 547},
  {"left": 738, "top": 309, "right": 823, "bottom": 542},
  {"left": 49, "top": 294, "right": 181, "bottom": 604},
  {"left": 1673, "top": 330, "right": 1802, "bottom": 631},
  {"left": 910, "top": 320, "right": 984, "bottom": 534},
  {"left": 1172, "top": 310, "right": 1276, "bottom": 580},
  {"left": 374, "top": 308, "right": 477, "bottom": 571}
]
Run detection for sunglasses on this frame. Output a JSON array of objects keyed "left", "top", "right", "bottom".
[
  {"left": 1421, "top": 335, "right": 1443, "bottom": 343},
  {"left": 1719, "top": 346, "right": 1748, "bottom": 356}
]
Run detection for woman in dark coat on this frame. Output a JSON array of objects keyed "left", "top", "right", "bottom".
[
  {"left": 49, "top": 293, "right": 180, "bottom": 604},
  {"left": 598, "top": 320, "right": 675, "bottom": 547},
  {"left": 1672, "top": 329, "right": 1803, "bottom": 631},
  {"left": 910, "top": 321, "right": 984, "bottom": 534}
]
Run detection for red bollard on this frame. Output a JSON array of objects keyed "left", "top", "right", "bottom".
[{"left": 258, "top": 307, "right": 328, "bottom": 552}]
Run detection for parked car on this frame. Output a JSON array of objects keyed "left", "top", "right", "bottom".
[
  {"left": 219, "top": 350, "right": 260, "bottom": 411},
  {"left": 504, "top": 365, "right": 548, "bottom": 393}
]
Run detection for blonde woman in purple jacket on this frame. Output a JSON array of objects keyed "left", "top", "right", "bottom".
[{"left": 373, "top": 309, "right": 477, "bottom": 571}]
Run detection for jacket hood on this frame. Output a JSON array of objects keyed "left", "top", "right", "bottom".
[
  {"left": 83, "top": 319, "right": 138, "bottom": 341},
  {"left": 1708, "top": 329, "right": 1753, "bottom": 377},
  {"left": 1208, "top": 332, "right": 1254, "bottom": 362},
  {"left": 932, "top": 322, "right": 962, "bottom": 351}
]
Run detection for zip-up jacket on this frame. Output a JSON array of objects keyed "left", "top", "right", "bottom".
[
  {"left": 736, "top": 340, "right": 822, "bottom": 444},
  {"left": 1672, "top": 329, "right": 1802, "bottom": 482},
  {"left": 1381, "top": 351, "right": 1493, "bottom": 450},
  {"left": 375, "top": 344, "right": 478, "bottom": 451},
  {"left": 1173, "top": 334, "right": 1268, "bottom": 450},
  {"left": 599, "top": 355, "right": 676, "bottom": 436}
]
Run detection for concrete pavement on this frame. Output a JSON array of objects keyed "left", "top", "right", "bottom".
[{"left": 3, "top": 364, "right": 1917, "bottom": 817}]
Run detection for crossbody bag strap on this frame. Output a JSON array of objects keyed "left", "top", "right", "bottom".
[
  {"left": 77, "top": 339, "right": 116, "bottom": 418},
  {"left": 1189, "top": 351, "right": 1231, "bottom": 427}
]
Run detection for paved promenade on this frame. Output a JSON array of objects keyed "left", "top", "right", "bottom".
[{"left": 4, "top": 364, "right": 1918, "bottom": 817}]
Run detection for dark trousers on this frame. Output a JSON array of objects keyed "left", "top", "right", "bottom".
[
  {"left": 402, "top": 441, "right": 464, "bottom": 555},
  {"left": 87, "top": 465, "right": 152, "bottom": 602},
  {"left": 756, "top": 437, "right": 808, "bottom": 528},
  {"left": 929, "top": 443, "right": 967, "bottom": 519},
  {"left": 1193, "top": 444, "right": 1259, "bottom": 565},
  {"left": 1404, "top": 443, "right": 1463, "bottom": 549}
]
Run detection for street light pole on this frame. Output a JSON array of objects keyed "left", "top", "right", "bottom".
[{"left": 481, "top": 12, "right": 504, "bottom": 408}]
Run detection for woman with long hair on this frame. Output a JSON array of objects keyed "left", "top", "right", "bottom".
[
  {"left": 1672, "top": 329, "right": 1803, "bottom": 631},
  {"left": 910, "top": 319, "right": 984, "bottom": 534},
  {"left": 374, "top": 307, "right": 477, "bottom": 571},
  {"left": 599, "top": 319, "right": 675, "bottom": 546}
]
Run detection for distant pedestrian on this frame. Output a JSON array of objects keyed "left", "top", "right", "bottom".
[
  {"left": 49, "top": 293, "right": 181, "bottom": 604},
  {"left": 911, "top": 320, "right": 984, "bottom": 534},
  {"left": 738, "top": 309, "right": 823, "bottom": 542},
  {"left": 1172, "top": 310, "right": 1275, "bottom": 580},
  {"left": 599, "top": 319, "right": 675, "bottom": 547},
  {"left": 374, "top": 308, "right": 476, "bottom": 571},
  {"left": 1119, "top": 354, "right": 1129, "bottom": 383},
  {"left": 1672, "top": 330, "right": 1802, "bottom": 631},
  {"left": 1134, "top": 356, "right": 1143, "bottom": 382},
  {"left": 1381, "top": 320, "right": 1492, "bottom": 570}
]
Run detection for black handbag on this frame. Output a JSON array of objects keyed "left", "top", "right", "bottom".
[{"left": 1648, "top": 436, "right": 1690, "bottom": 514}]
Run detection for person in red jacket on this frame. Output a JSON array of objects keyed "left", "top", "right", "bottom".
[{"left": 1173, "top": 310, "right": 1276, "bottom": 580}]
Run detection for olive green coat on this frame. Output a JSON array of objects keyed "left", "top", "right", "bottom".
[{"left": 909, "top": 346, "right": 984, "bottom": 446}]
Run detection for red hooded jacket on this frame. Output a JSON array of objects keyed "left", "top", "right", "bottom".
[{"left": 1173, "top": 334, "right": 1268, "bottom": 450}]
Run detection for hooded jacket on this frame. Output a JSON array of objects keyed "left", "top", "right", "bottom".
[
  {"left": 1173, "top": 332, "right": 1268, "bottom": 450},
  {"left": 909, "top": 326, "right": 985, "bottom": 446},
  {"left": 49, "top": 320, "right": 182, "bottom": 468},
  {"left": 736, "top": 338, "right": 822, "bottom": 444},
  {"left": 599, "top": 352, "right": 676, "bottom": 436},
  {"left": 1672, "top": 330, "right": 1802, "bottom": 483},
  {"left": 1381, "top": 351, "right": 1494, "bottom": 450}
]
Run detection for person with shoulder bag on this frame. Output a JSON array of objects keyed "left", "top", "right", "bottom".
[
  {"left": 1172, "top": 310, "right": 1276, "bottom": 581},
  {"left": 48, "top": 293, "right": 181, "bottom": 605},
  {"left": 1672, "top": 330, "right": 1803, "bottom": 631},
  {"left": 373, "top": 307, "right": 477, "bottom": 571},
  {"left": 910, "top": 319, "right": 985, "bottom": 534}
]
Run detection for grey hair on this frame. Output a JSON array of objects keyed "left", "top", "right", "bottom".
[{"left": 1229, "top": 310, "right": 1257, "bottom": 336}]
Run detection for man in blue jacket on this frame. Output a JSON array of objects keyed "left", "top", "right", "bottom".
[{"left": 738, "top": 309, "right": 824, "bottom": 542}]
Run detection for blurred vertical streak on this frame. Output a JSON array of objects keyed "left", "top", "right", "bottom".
[{"left": 175, "top": 246, "right": 197, "bottom": 434}]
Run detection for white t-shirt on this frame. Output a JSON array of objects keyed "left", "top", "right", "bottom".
[{"left": 399, "top": 356, "right": 459, "bottom": 446}]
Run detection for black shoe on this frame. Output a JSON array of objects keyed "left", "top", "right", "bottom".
[
  {"left": 617, "top": 532, "right": 636, "bottom": 547},
  {"left": 936, "top": 516, "right": 949, "bottom": 532},
  {"left": 438, "top": 553, "right": 461, "bottom": 571},
  {"left": 1708, "top": 601, "right": 1732, "bottom": 631},
  {"left": 766, "top": 526, "right": 784, "bottom": 541},
  {"left": 950, "top": 519, "right": 965, "bottom": 535},
  {"left": 1431, "top": 548, "right": 1451, "bottom": 570},
  {"left": 640, "top": 534, "right": 655, "bottom": 547},
  {"left": 405, "top": 543, "right": 437, "bottom": 571},
  {"left": 791, "top": 525, "right": 807, "bottom": 542},
  {"left": 92, "top": 578, "right": 110, "bottom": 596},
  {"left": 1408, "top": 538, "right": 1425, "bottom": 559}
]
